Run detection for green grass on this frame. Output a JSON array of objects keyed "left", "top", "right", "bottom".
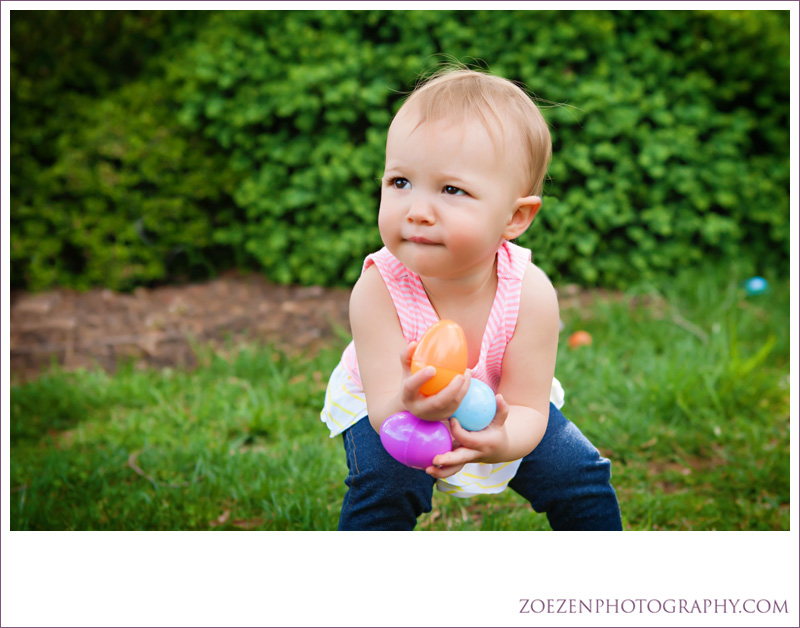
[{"left": 10, "top": 263, "right": 790, "bottom": 530}]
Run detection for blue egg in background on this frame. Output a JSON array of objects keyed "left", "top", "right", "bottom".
[
  {"left": 453, "top": 379, "right": 497, "bottom": 431},
  {"left": 744, "top": 276, "right": 769, "bottom": 296}
]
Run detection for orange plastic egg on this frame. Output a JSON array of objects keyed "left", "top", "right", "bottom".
[
  {"left": 568, "top": 330, "right": 593, "bottom": 349},
  {"left": 411, "top": 320, "right": 468, "bottom": 396}
]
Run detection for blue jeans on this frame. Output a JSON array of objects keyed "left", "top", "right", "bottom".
[{"left": 338, "top": 402, "right": 622, "bottom": 530}]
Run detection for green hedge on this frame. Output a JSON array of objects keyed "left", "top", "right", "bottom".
[
  {"left": 10, "top": 10, "right": 227, "bottom": 290},
  {"left": 11, "top": 10, "right": 790, "bottom": 291}
]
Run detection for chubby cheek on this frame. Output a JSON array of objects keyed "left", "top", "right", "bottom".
[
  {"left": 377, "top": 206, "right": 396, "bottom": 245},
  {"left": 447, "top": 219, "right": 498, "bottom": 255}
]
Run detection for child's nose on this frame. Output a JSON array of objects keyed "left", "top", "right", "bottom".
[{"left": 406, "top": 195, "right": 436, "bottom": 224}]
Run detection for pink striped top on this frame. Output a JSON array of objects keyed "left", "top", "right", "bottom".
[
  {"left": 320, "top": 240, "right": 565, "bottom": 496},
  {"left": 341, "top": 240, "right": 530, "bottom": 394}
]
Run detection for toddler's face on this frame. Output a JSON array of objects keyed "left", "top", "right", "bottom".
[{"left": 378, "top": 109, "right": 528, "bottom": 280}]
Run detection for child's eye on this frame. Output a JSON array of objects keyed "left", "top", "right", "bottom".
[
  {"left": 388, "top": 177, "right": 410, "bottom": 189},
  {"left": 443, "top": 185, "right": 467, "bottom": 196}
]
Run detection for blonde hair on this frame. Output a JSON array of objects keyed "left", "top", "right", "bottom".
[{"left": 397, "top": 67, "right": 552, "bottom": 197}]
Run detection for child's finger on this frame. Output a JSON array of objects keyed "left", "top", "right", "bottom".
[
  {"left": 416, "top": 373, "right": 469, "bottom": 416},
  {"left": 446, "top": 416, "right": 487, "bottom": 450},
  {"left": 425, "top": 463, "right": 465, "bottom": 479},
  {"left": 436, "top": 369, "right": 471, "bottom": 404},
  {"left": 457, "top": 369, "right": 472, "bottom": 400},
  {"left": 401, "top": 365, "right": 436, "bottom": 401},
  {"left": 492, "top": 394, "right": 510, "bottom": 428},
  {"left": 399, "top": 341, "right": 419, "bottom": 376},
  {"left": 430, "top": 445, "right": 479, "bottom": 469},
  {"left": 448, "top": 417, "right": 471, "bottom": 443}
]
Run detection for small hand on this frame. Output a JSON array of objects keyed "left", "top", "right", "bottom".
[
  {"left": 399, "top": 342, "right": 471, "bottom": 422},
  {"left": 425, "top": 394, "right": 511, "bottom": 479}
]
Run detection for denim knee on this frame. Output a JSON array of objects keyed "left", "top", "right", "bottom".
[{"left": 509, "top": 403, "right": 622, "bottom": 531}]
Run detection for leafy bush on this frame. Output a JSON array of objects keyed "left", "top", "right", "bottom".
[
  {"left": 11, "top": 10, "right": 790, "bottom": 290},
  {"left": 12, "top": 79, "right": 240, "bottom": 290},
  {"left": 517, "top": 10, "right": 790, "bottom": 284},
  {"left": 10, "top": 10, "right": 228, "bottom": 290},
  {"left": 166, "top": 11, "right": 396, "bottom": 284}
]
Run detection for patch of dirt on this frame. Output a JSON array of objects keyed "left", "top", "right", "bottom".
[
  {"left": 10, "top": 273, "right": 628, "bottom": 383},
  {"left": 10, "top": 270, "right": 352, "bottom": 382}
]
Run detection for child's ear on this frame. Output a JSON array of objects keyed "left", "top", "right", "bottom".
[{"left": 503, "top": 196, "right": 542, "bottom": 240}]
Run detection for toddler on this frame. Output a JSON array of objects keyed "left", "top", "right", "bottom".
[{"left": 320, "top": 67, "right": 622, "bottom": 531}]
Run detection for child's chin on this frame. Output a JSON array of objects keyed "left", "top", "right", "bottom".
[{"left": 408, "top": 259, "right": 449, "bottom": 278}]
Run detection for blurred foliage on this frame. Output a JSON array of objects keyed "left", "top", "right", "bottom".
[
  {"left": 11, "top": 9, "right": 790, "bottom": 291},
  {"left": 10, "top": 10, "right": 233, "bottom": 290}
]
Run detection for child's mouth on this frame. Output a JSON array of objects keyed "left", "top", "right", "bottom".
[{"left": 407, "top": 236, "right": 440, "bottom": 245}]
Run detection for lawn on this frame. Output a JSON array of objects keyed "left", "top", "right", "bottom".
[{"left": 9, "top": 262, "right": 790, "bottom": 530}]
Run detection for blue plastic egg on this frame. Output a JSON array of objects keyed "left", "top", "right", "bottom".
[
  {"left": 744, "top": 276, "right": 769, "bottom": 296},
  {"left": 453, "top": 379, "right": 497, "bottom": 431}
]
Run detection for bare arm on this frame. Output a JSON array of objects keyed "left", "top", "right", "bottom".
[
  {"left": 349, "top": 265, "right": 408, "bottom": 433},
  {"left": 493, "top": 262, "right": 559, "bottom": 457},
  {"left": 350, "top": 265, "right": 469, "bottom": 433}
]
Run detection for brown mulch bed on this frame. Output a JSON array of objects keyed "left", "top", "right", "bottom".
[
  {"left": 10, "top": 272, "right": 622, "bottom": 383},
  {"left": 10, "top": 271, "right": 352, "bottom": 382}
]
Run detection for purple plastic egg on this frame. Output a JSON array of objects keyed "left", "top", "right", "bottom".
[{"left": 379, "top": 411, "right": 452, "bottom": 469}]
